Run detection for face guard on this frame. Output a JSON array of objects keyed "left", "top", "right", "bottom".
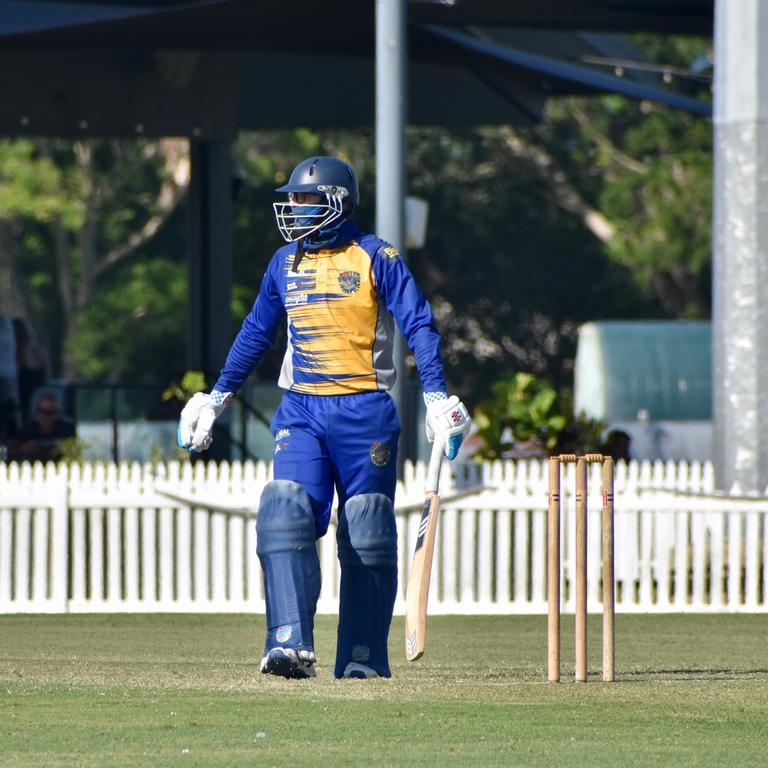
[{"left": 273, "top": 184, "right": 350, "bottom": 243}]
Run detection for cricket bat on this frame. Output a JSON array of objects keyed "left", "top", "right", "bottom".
[{"left": 404, "top": 435, "right": 445, "bottom": 661}]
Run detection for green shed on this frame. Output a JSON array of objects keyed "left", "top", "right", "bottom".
[{"left": 574, "top": 321, "right": 711, "bottom": 422}]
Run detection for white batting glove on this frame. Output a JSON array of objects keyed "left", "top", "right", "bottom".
[
  {"left": 425, "top": 394, "right": 471, "bottom": 460},
  {"left": 177, "top": 391, "right": 232, "bottom": 452}
]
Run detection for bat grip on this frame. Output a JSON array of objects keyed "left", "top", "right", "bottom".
[{"left": 426, "top": 433, "right": 445, "bottom": 494}]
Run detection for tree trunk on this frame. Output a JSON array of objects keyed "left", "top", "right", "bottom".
[
  {"left": 0, "top": 221, "right": 29, "bottom": 319},
  {"left": 496, "top": 126, "right": 617, "bottom": 245}
]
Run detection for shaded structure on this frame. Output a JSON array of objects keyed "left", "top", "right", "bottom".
[{"left": 0, "top": 1, "right": 711, "bottom": 138}]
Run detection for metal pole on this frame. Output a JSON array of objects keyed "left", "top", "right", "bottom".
[
  {"left": 187, "top": 139, "right": 233, "bottom": 381},
  {"left": 376, "top": 0, "right": 407, "bottom": 465},
  {"left": 187, "top": 139, "right": 233, "bottom": 461},
  {"left": 712, "top": 0, "right": 768, "bottom": 493}
]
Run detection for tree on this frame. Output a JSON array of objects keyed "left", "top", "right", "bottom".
[
  {"left": 536, "top": 35, "right": 713, "bottom": 318},
  {"left": 0, "top": 137, "right": 189, "bottom": 380},
  {"left": 398, "top": 125, "right": 650, "bottom": 402},
  {"left": 0, "top": 140, "right": 70, "bottom": 338},
  {"left": 400, "top": 35, "right": 712, "bottom": 404}
]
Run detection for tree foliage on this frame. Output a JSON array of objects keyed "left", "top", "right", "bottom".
[
  {"left": 0, "top": 138, "right": 189, "bottom": 380},
  {"left": 539, "top": 35, "right": 713, "bottom": 318}
]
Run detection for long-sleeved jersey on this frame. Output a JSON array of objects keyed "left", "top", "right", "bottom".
[{"left": 214, "top": 220, "right": 446, "bottom": 397}]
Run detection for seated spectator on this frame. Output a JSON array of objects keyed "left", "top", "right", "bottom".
[
  {"left": 602, "top": 429, "right": 632, "bottom": 462},
  {"left": 0, "top": 314, "right": 21, "bottom": 450},
  {"left": 0, "top": 379, "right": 21, "bottom": 445},
  {"left": 7, "top": 393, "right": 75, "bottom": 462},
  {"left": 12, "top": 317, "right": 48, "bottom": 422}
]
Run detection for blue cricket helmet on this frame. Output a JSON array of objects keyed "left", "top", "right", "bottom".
[{"left": 273, "top": 156, "right": 359, "bottom": 243}]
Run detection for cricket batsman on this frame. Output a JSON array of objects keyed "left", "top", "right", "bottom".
[{"left": 178, "top": 156, "right": 470, "bottom": 679}]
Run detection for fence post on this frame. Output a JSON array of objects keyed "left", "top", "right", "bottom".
[{"left": 50, "top": 464, "right": 69, "bottom": 613}]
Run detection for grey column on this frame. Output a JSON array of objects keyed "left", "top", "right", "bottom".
[
  {"left": 376, "top": 0, "right": 408, "bottom": 425},
  {"left": 712, "top": 0, "right": 768, "bottom": 492},
  {"left": 187, "top": 139, "right": 234, "bottom": 381}
]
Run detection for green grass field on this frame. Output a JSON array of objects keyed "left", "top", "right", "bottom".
[{"left": 1, "top": 613, "right": 767, "bottom": 767}]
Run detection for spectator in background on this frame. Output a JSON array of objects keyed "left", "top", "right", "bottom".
[
  {"left": 12, "top": 318, "right": 48, "bottom": 422},
  {"left": 0, "top": 313, "right": 21, "bottom": 453},
  {"left": 602, "top": 429, "right": 632, "bottom": 462},
  {"left": 7, "top": 393, "right": 74, "bottom": 462},
  {"left": 0, "top": 380, "right": 20, "bottom": 455}
]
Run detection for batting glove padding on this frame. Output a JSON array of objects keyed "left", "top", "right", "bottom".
[
  {"left": 177, "top": 391, "right": 232, "bottom": 452},
  {"left": 425, "top": 395, "right": 471, "bottom": 460}
]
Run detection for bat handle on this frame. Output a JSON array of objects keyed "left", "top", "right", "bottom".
[{"left": 426, "top": 433, "right": 445, "bottom": 494}]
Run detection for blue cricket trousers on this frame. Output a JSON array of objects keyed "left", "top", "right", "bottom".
[{"left": 270, "top": 390, "right": 401, "bottom": 536}]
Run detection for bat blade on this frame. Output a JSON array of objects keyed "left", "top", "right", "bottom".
[{"left": 404, "top": 490, "right": 441, "bottom": 661}]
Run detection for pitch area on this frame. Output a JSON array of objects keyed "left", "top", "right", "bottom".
[{"left": 1, "top": 614, "right": 766, "bottom": 766}]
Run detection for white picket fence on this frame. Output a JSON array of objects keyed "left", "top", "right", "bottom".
[{"left": 0, "top": 458, "right": 766, "bottom": 614}]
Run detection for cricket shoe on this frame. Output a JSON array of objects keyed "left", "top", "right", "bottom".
[
  {"left": 260, "top": 648, "right": 316, "bottom": 679},
  {"left": 341, "top": 662, "right": 379, "bottom": 679}
]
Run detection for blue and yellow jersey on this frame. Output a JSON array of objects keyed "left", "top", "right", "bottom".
[{"left": 214, "top": 221, "right": 446, "bottom": 396}]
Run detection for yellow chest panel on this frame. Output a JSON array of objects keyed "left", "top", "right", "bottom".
[{"left": 283, "top": 244, "right": 380, "bottom": 393}]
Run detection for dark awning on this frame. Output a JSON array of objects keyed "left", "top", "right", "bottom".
[{"left": 0, "top": 0, "right": 712, "bottom": 137}]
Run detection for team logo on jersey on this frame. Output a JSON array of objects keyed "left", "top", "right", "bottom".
[
  {"left": 285, "top": 293, "right": 308, "bottom": 307},
  {"left": 370, "top": 441, "right": 391, "bottom": 467},
  {"left": 274, "top": 428, "right": 290, "bottom": 455},
  {"left": 338, "top": 270, "right": 361, "bottom": 294},
  {"left": 382, "top": 246, "right": 399, "bottom": 259}
]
